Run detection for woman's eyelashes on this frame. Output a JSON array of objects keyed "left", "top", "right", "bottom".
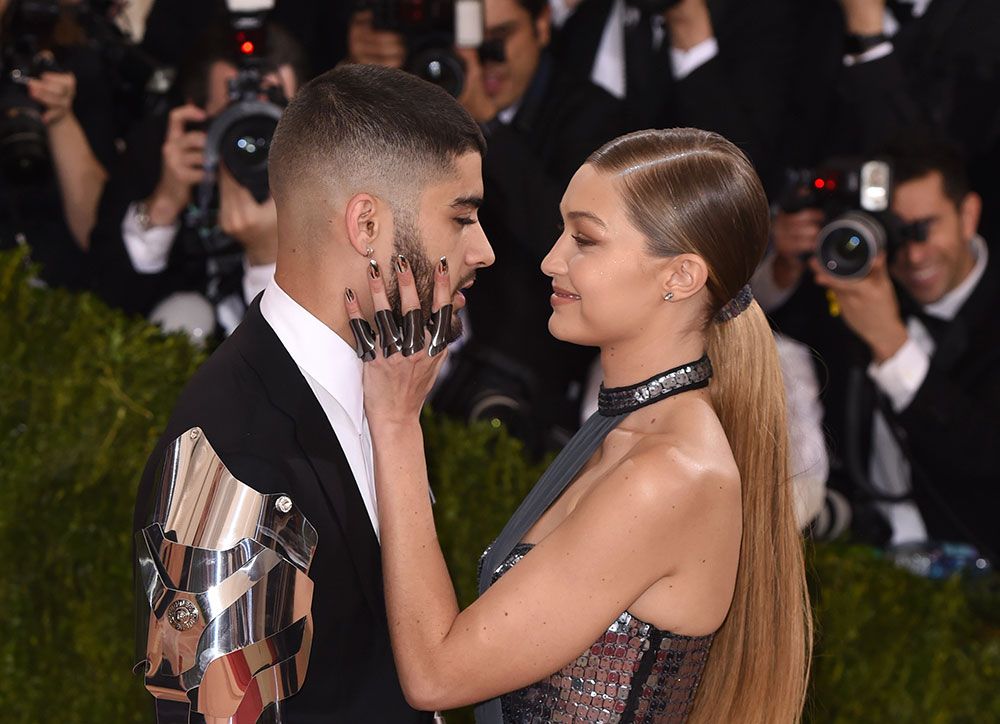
[{"left": 572, "top": 233, "right": 597, "bottom": 247}]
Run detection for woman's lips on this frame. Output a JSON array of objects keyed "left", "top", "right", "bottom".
[{"left": 551, "top": 286, "right": 581, "bottom": 306}]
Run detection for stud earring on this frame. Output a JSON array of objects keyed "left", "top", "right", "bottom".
[
  {"left": 364, "top": 246, "right": 374, "bottom": 257},
  {"left": 663, "top": 291, "right": 674, "bottom": 301}
]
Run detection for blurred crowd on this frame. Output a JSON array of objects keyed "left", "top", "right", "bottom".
[{"left": 2, "top": 0, "right": 997, "bottom": 569}]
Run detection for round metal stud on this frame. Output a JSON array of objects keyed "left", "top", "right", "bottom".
[
  {"left": 275, "top": 495, "right": 293, "bottom": 514},
  {"left": 166, "top": 599, "right": 199, "bottom": 631},
  {"left": 189, "top": 429, "right": 200, "bottom": 440}
]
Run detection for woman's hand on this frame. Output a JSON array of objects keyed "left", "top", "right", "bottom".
[
  {"left": 345, "top": 255, "right": 452, "bottom": 430},
  {"left": 27, "top": 70, "right": 77, "bottom": 126}
]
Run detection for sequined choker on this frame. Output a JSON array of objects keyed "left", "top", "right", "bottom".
[{"left": 597, "top": 355, "right": 713, "bottom": 416}]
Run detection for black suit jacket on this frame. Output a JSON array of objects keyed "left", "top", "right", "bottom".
[
  {"left": 768, "top": 253, "right": 1000, "bottom": 563},
  {"left": 133, "top": 300, "right": 430, "bottom": 722},
  {"left": 551, "top": 0, "right": 795, "bottom": 193}
]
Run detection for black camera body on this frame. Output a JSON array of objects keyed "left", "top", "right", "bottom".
[
  {"left": 779, "top": 158, "right": 922, "bottom": 279},
  {"left": 359, "top": 0, "right": 484, "bottom": 98},
  {"left": 0, "top": 0, "right": 61, "bottom": 184},
  {"left": 186, "top": 0, "right": 287, "bottom": 254}
]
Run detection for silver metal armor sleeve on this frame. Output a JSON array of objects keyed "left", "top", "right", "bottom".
[{"left": 134, "top": 427, "right": 318, "bottom": 724}]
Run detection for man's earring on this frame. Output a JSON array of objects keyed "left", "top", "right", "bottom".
[
  {"left": 364, "top": 246, "right": 374, "bottom": 257},
  {"left": 663, "top": 291, "right": 674, "bottom": 302}
]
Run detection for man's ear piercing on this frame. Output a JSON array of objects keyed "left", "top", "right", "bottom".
[
  {"left": 663, "top": 291, "right": 674, "bottom": 301},
  {"left": 364, "top": 246, "right": 374, "bottom": 257}
]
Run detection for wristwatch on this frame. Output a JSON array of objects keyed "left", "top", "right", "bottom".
[{"left": 134, "top": 200, "right": 153, "bottom": 231}]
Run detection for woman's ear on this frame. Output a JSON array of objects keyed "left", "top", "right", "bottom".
[
  {"left": 661, "top": 254, "right": 709, "bottom": 301},
  {"left": 345, "top": 193, "right": 380, "bottom": 257}
]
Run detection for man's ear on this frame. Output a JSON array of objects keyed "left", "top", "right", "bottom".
[
  {"left": 959, "top": 191, "right": 982, "bottom": 242},
  {"left": 535, "top": 6, "right": 552, "bottom": 47},
  {"left": 661, "top": 254, "right": 709, "bottom": 301},
  {"left": 345, "top": 193, "right": 380, "bottom": 257}
]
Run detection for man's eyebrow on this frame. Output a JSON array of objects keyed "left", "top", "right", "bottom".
[
  {"left": 451, "top": 195, "right": 484, "bottom": 209},
  {"left": 567, "top": 210, "right": 607, "bottom": 228}
]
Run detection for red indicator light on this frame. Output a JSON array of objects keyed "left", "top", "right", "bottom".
[
  {"left": 826, "top": 179, "right": 837, "bottom": 190},
  {"left": 241, "top": 40, "right": 255, "bottom": 55},
  {"left": 814, "top": 178, "right": 825, "bottom": 189}
]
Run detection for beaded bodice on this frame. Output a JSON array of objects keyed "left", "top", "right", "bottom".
[{"left": 487, "top": 544, "right": 714, "bottom": 724}]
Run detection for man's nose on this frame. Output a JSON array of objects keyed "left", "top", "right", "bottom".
[{"left": 472, "top": 226, "right": 496, "bottom": 268}]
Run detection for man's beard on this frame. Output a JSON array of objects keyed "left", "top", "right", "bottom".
[{"left": 387, "top": 212, "right": 464, "bottom": 343}]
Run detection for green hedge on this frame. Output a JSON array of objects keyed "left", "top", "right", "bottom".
[{"left": 1, "top": 249, "right": 997, "bottom": 723}]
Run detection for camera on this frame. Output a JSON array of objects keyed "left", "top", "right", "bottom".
[
  {"left": 358, "top": 0, "right": 485, "bottom": 98},
  {"left": 0, "top": 0, "right": 61, "bottom": 184},
  {"left": 186, "top": 0, "right": 287, "bottom": 253},
  {"left": 780, "top": 158, "right": 927, "bottom": 279}
]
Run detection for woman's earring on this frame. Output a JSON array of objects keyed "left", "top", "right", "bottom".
[
  {"left": 364, "top": 246, "right": 374, "bottom": 258},
  {"left": 663, "top": 291, "right": 674, "bottom": 302}
]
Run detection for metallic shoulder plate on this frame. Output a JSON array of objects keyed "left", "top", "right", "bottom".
[{"left": 134, "top": 427, "right": 318, "bottom": 724}]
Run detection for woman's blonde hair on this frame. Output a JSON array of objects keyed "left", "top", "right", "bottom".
[{"left": 588, "top": 128, "right": 812, "bottom": 723}]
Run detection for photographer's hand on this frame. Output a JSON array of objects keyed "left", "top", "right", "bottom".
[
  {"left": 146, "top": 104, "right": 207, "bottom": 227},
  {"left": 664, "top": 0, "right": 714, "bottom": 51},
  {"left": 771, "top": 209, "right": 824, "bottom": 290},
  {"left": 838, "top": 0, "right": 886, "bottom": 35},
  {"left": 218, "top": 166, "right": 278, "bottom": 266},
  {"left": 456, "top": 48, "right": 498, "bottom": 124},
  {"left": 349, "top": 10, "right": 406, "bottom": 68},
  {"left": 810, "top": 254, "right": 908, "bottom": 363},
  {"left": 27, "top": 70, "right": 107, "bottom": 251}
]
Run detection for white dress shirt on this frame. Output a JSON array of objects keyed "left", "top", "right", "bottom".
[
  {"left": 259, "top": 278, "right": 380, "bottom": 539},
  {"left": 550, "top": 0, "right": 718, "bottom": 100},
  {"left": 843, "top": 0, "right": 933, "bottom": 67}
]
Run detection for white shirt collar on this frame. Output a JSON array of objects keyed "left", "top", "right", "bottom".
[
  {"left": 924, "top": 234, "right": 988, "bottom": 321},
  {"left": 259, "top": 278, "right": 365, "bottom": 433}
]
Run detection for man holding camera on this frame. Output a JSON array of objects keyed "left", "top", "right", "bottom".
[
  {"left": 753, "top": 137, "right": 999, "bottom": 564},
  {"left": 90, "top": 23, "right": 306, "bottom": 338}
]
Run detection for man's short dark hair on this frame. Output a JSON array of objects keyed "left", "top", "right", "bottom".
[
  {"left": 885, "top": 130, "right": 971, "bottom": 207},
  {"left": 268, "top": 64, "right": 486, "bottom": 207}
]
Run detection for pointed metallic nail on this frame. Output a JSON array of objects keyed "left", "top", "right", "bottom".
[
  {"left": 349, "top": 318, "right": 377, "bottom": 361},
  {"left": 427, "top": 303, "right": 453, "bottom": 357},
  {"left": 395, "top": 254, "right": 409, "bottom": 275},
  {"left": 369, "top": 259, "right": 380, "bottom": 279},
  {"left": 345, "top": 287, "right": 356, "bottom": 303},
  {"left": 438, "top": 256, "right": 448, "bottom": 274}
]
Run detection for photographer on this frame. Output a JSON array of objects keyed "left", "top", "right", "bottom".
[
  {"left": 752, "top": 136, "right": 1000, "bottom": 564},
  {"left": 784, "top": 0, "right": 1000, "bottom": 237},
  {"left": 549, "top": 0, "right": 795, "bottom": 192},
  {"left": 347, "top": 0, "right": 625, "bottom": 453},
  {"left": 89, "top": 22, "right": 306, "bottom": 337},
  {"left": 0, "top": 0, "right": 116, "bottom": 289}
]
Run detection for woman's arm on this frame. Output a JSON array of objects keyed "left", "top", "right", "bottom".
[
  {"left": 29, "top": 71, "right": 108, "bottom": 251},
  {"left": 350, "top": 257, "right": 729, "bottom": 710}
]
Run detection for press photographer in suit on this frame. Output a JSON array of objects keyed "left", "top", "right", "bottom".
[{"left": 753, "top": 135, "right": 1000, "bottom": 564}]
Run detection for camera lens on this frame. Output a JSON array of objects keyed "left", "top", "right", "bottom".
[
  {"left": 408, "top": 48, "right": 465, "bottom": 98},
  {"left": 221, "top": 114, "right": 276, "bottom": 179},
  {"left": 0, "top": 89, "right": 49, "bottom": 184},
  {"left": 817, "top": 211, "right": 886, "bottom": 279},
  {"left": 205, "top": 99, "right": 283, "bottom": 203}
]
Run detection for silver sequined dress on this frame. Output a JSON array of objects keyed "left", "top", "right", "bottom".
[{"left": 488, "top": 543, "right": 714, "bottom": 724}]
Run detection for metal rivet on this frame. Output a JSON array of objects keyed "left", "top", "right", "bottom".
[
  {"left": 189, "top": 429, "right": 200, "bottom": 440},
  {"left": 166, "top": 599, "right": 199, "bottom": 631},
  {"left": 275, "top": 495, "right": 293, "bottom": 514}
]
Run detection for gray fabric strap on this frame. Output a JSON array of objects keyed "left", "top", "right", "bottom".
[{"left": 474, "top": 411, "right": 625, "bottom": 724}]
